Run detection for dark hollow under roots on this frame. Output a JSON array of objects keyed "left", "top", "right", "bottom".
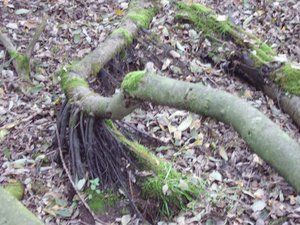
[{"left": 56, "top": 100, "right": 144, "bottom": 219}]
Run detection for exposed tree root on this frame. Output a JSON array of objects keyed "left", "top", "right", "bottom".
[
  {"left": 55, "top": 125, "right": 108, "bottom": 225},
  {"left": 57, "top": 101, "right": 144, "bottom": 219}
]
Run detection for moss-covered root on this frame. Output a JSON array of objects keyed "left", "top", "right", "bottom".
[
  {"left": 9, "top": 51, "right": 31, "bottom": 81},
  {"left": 0, "top": 187, "right": 44, "bottom": 225},
  {"left": 121, "top": 70, "right": 300, "bottom": 193},
  {"left": 107, "top": 122, "right": 204, "bottom": 216},
  {"left": 0, "top": 32, "right": 31, "bottom": 82}
]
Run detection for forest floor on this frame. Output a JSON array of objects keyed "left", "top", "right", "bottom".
[{"left": 0, "top": 0, "right": 300, "bottom": 224}]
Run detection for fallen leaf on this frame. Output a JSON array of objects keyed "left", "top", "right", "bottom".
[
  {"left": 161, "top": 58, "right": 172, "bottom": 71},
  {"left": 174, "top": 130, "right": 182, "bottom": 140},
  {"left": 273, "top": 54, "right": 288, "bottom": 63},
  {"left": 0, "top": 129, "right": 9, "bottom": 143},
  {"left": 56, "top": 208, "right": 73, "bottom": 218},
  {"left": 114, "top": 8, "right": 125, "bottom": 16},
  {"left": 178, "top": 179, "right": 189, "bottom": 191},
  {"left": 216, "top": 15, "right": 228, "bottom": 22},
  {"left": 219, "top": 146, "right": 228, "bottom": 161},
  {"left": 177, "top": 114, "right": 193, "bottom": 131},
  {"left": 176, "top": 41, "right": 185, "bottom": 52},
  {"left": 4, "top": 0, "right": 9, "bottom": 7},
  {"left": 209, "top": 171, "right": 222, "bottom": 182},
  {"left": 162, "top": 184, "right": 170, "bottom": 195},
  {"left": 251, "top": 200, "right": 266, "bottom": 212},
  {"left": 121, "top": 215, "right": 131, "bottom": 225},
  {"left": 6, "top": 22, "right": 18, "bottom": 30},
  {"left": 15, "top": 8, "right": 30, "bottom": 15},
  {"left": 76, "top": 178, "right": 86, "bottom": 191},
  {"left": 254, "top": 189, "right": 265, "bottom": 199}
]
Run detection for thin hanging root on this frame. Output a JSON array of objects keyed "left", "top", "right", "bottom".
[
  {"left": 55, "top": 126, "right": 109, "bottom": 225},
  {"left": 56, "top": 101, "right": 145, "bottom": 220}
]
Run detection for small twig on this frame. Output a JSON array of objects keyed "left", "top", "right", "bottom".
[
  {"left": 25, "top": 15, "right": 48, "bottom": 58},
  {"left": 0, "top": 31, "right": 31, "bottom": 81},
  {"left": 0, "top": 31, "right": 17, "bottom": 53},
  {"left": 55, "top": 126, "right": 108, "bottom": 225}
]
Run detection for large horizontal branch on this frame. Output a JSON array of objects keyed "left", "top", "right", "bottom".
[{"left": 119, "top": 65, "right": 300, "bottom": 193}]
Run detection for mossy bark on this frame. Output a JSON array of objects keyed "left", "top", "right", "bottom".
[
  {"left": 59, "top": 0, "right": 157, "bottom": 118},
  {"left": 0, "top": 187, "right": 44, "bottom": 225},
  {"left": 176, "top": 2, "right": 300, "bottom": 127},
  {"left": 121, "top": 68, "right": 300, "bottom": 193},
  {"left": 108, "top": 122, "right": 203, "bottom": 215},
  {"left": 0, "top": 33, "right": 31, "bottom": 81}
]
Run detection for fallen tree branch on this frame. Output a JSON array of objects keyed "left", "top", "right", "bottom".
[
  {"left": 176, "top": 2, "right": 300, "bottom": 128},
  {"left": 119, "top": 64, "right": 300, "bottom": 193}
]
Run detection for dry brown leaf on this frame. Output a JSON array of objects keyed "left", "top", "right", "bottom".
[
  {"left": 3, "top": 0, "right": 9, "bottom": 7},
  {"left": 114, "top": 8, "right": 125, "bottom": 16}
]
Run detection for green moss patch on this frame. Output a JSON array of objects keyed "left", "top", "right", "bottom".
[
  {"left": 9, "top": 50, "right": 30, "bottom": 80},
  {"left": 3, "top": 180, "right": 24, "bottom": 200},
  {"left": 86, "top": 189, "right": 118, "bottom": 214},
  {"left": 276, "top": 64, "right": 300, "bottom": 95},
  {"left": 108, "top": 123, "right": 204, "bottom": 216},
  {"left": 57, "top": 62, "right": 88, "bottom": 96},
  {"left": 176, "top": 3, "right": 236, "bottom": 37},
  {"left": 121, "top": 70, "right": 145, "bottom": 94},
  {"left": 111, "top": 27, "right": 134, "bottom": 45},
  {"left": 250, "top": 41, "right": 276, "bottom": 66},
  {"left": 126, "top": 7, "right": 157, "bottom": 28}
]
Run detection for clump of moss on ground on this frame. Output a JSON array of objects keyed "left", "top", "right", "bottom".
[{"left": 86, "top": 189, "right": 119, "bottom": 214}]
